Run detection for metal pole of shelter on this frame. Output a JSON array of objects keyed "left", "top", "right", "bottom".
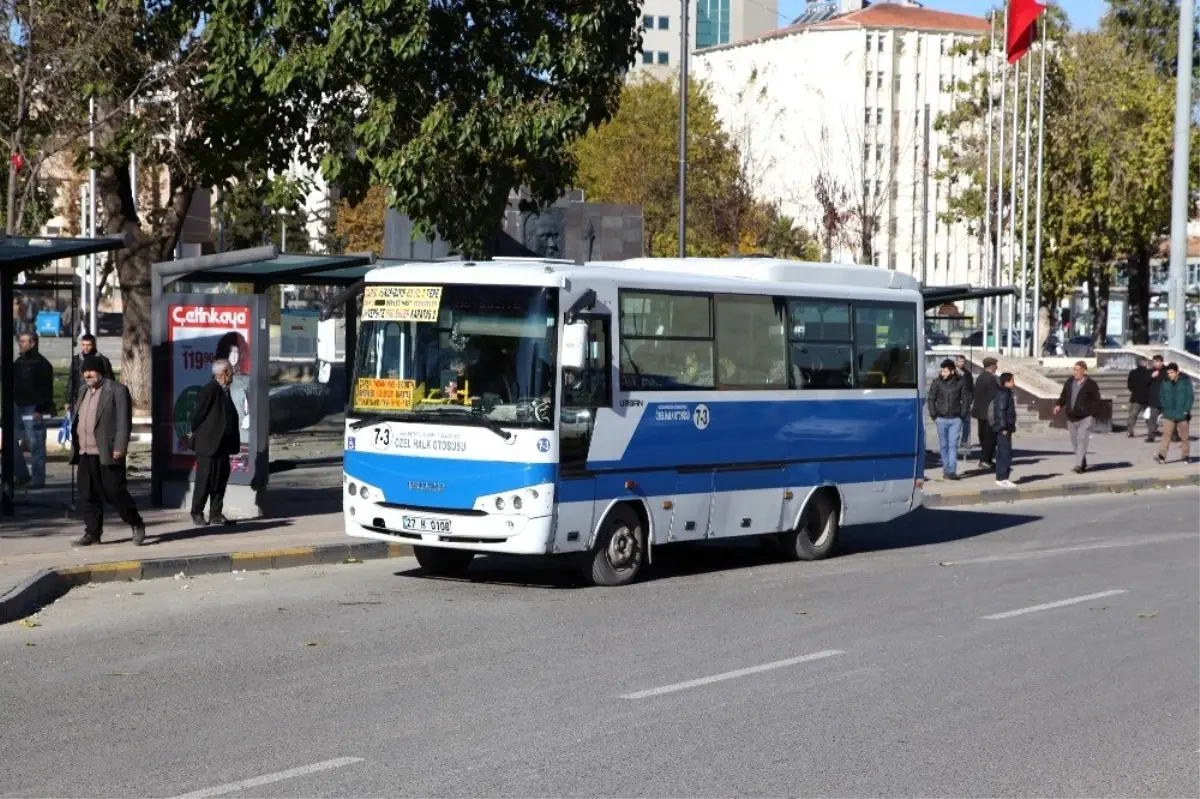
[
  {"left": 88, "top": 97, "right": 98, "bottom": 336},
  {"left": 1168, "top": 0, "right": 1194, "bottom": 351}
]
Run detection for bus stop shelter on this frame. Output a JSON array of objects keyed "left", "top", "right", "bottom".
[
  {"left": 1, "top": 233, "right": 128, "bottom": 516},
  {"left": 149, "top": 246, "right": 379, "bottom": 511}
]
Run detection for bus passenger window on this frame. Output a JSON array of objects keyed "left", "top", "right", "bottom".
[
  {"left": 788, "top": 299, "right": 855, "bottom": 389},
  {"left": 852, "top": 303, "right": 918, "bottom": 389},
  {"left": 714, "top": 295, "right": 787, "bottom": 389}
]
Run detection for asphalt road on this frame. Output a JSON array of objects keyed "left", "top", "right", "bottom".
[{"left": 2, "top": 492, "right": 1198, "bottom": 797}]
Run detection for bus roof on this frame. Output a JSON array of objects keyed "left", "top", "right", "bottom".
[{"left": 364, "top": 257, "right": 922, "bottom": 297}]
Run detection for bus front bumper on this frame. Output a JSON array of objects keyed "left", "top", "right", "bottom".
[{"left": 344, "top": 501, "right": 555, "bottom": 555}]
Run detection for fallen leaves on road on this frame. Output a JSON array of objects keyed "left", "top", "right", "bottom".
[
  {"left": 24, "top": 641, "right": 35, "bottom": 647},
  {"left": 17, "top": 617, "right": 40, "bottom": 628},
  {"left": 106, "top": 672, "right": 137, "bottom": 677},
  {"left": 342, "top": 557, "right": 363, "bottom": 564},
  {"left": 305, "top": 641, "right": 323, "bottom": 647},
  {"left": 1137, "top": 612, "right": 1158, "bottom": 619}
]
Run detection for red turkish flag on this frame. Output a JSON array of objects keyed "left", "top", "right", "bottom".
[
  {"left": 1006, "top": 0, "right": 1047, "bottom": 64},
  {"left": 9, "top": 152, "right": 24, "bottom": 172}
]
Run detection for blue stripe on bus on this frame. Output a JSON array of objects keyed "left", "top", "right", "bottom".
[
  {"left": 587, "top": 397, "right": 920, "bottom": 471},
  {"left": 559, "top": 456, "right": 916, "bottom": 504},
  {"left": 343, "top": 450, "right": 555, "bottom": 510}
]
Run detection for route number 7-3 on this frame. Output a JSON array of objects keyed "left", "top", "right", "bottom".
[{"left": 374, "top": 426, "right": 391, "bottom": 448}]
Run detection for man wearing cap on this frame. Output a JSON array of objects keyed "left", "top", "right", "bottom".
[
  {"left": 69, "top": 355, "right": 146, "bottom": 546},
  {"left": 187, "top": 359, "right": 240, "bottom": 527},
  {"left": 971, "top": 357, "right": 1000, "bottom": 469}
]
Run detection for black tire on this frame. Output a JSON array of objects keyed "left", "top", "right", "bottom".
[
  {"left": 413, "top": 545, "right": 475, "bottom": 577},
  {"left": 586, "top": 504, "right": 646, "bottom": 587},
  {"left": 780, "top": 490, "right": 840, "bottom": 561}
]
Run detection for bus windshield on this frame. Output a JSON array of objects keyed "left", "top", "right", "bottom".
[{"left": 352, "top": 284, "right": 558, "bottom": 429}]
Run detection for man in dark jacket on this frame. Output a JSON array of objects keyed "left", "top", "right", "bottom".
[
  {"left": 927, "top": 359, "right": 971, "bottom": 480},
  {"left": 972, "top": 356, "right": 1000, "bottom": 469},
  {"left": 1154, "top": 363, "right": 1193, "bottom": 464},
  {"left": 187, "top": 359, "right": 241, "bottom": 526},
  {"left": 66, "top": 334, "right": 115, "bottom": 414},
  {"left": 12, "top": 332, "right": 55, "bottom": 487},
  {"left": 991, "top": 372, "right": 1018, "bottom": 488},
  {"left": 1054, "top": 360, "right": 1103, "bottom": 473},
  {"left": 1145, "top": 354, "right": 1165, "bottom": 441},
  {"left": 1125, "top": 357, "right": 1153, "bottom": 438},
  {"left": 69, "top": 355, "right": 146, "bottom": 546},
  {"left": 955, "top": 355, "right": 975, "bottom": 455}
]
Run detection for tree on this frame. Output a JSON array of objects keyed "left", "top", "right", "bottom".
[
  {"left": 1044, "top": 32, "right": 1179, "bottom": 343},
  {"left": 206, "top": 1, "right": 642, "bottom": 258},
  {"left": 1103, "top": 0, "right": 1199, "bottom": 79},
  {"left": 335, "top": 186, "right": 387, "bottom": 256},
  {"left": 812, "top": 173, "right": 853, "bottom": 262},
  {"left": 215, "top": 172, "right": 314, "bottom": 254},
  {"left": 572, "top": 75, "right": 761, "bottom": 257}
]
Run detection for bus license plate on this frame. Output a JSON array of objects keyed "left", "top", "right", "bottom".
[{"left": 402, "top": 515, "right": 452, "bottom": 534}]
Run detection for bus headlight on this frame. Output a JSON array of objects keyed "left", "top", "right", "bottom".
[
  {"left": 495, "top": 497, "right": 505, "bottom": 510},
  {"left": 512, "top": 495, "right": 523, "bottom": 511}
]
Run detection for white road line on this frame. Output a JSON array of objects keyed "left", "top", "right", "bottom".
[
  {"left": 173, "top": 757, "right": 364, "bottom": 798},
  {"left": 944, "top": 533, "right": 1198, "bottom": 565},
  {"left": 983, "top": 590, "right": 1128, "bottom": 621},
  {"left": 620, "top": 650, "right": 844, "bottom": 699}
]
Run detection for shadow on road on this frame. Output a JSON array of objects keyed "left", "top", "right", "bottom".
[{"left": 392, "top": 505, "right": 1044, "bottom": 588}]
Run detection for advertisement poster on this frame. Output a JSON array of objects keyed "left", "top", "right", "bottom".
[
  {"left": 361, "top": 285, "right": 442, "bottom": 322},
  {"left": 168, "top": 304, "right": 253, "bottom": 472}
]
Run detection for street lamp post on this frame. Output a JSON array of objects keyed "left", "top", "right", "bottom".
[{"left": 678, "top": 0, "right": 689, "bottom": 258}]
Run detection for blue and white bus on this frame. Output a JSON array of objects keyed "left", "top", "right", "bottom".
[{"left": 344, "top": 257, "right": 924, "bottom": 586}]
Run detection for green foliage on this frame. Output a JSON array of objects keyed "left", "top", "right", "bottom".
[
  {"left": 1103, "top": 0, "right": 1199, "bottom": 79},
  {"left": 204, "top": 0, "right": 643, "bottom": 257},
  {"left": 215, "top": 172, "right": 313, "bottom": 253}
]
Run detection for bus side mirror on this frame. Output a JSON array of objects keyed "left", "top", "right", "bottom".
[{"left": 562, "top": 321, "right": 588, "bottom": 371}]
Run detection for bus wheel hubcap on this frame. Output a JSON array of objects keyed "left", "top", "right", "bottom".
[{"left": 608, "top": 525, "right": 637, "bottom": 569}]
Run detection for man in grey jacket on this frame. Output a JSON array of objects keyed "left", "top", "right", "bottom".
[{"left": 69, "top": 355, "right": 146, "bottom": 546}]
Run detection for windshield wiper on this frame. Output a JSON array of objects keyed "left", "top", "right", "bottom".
[
  {"left": 437, "top": 407, "right": 514, "bottom": 442},
  {"left": 348, "top": 411, "right": 414, "bottom": 430}
]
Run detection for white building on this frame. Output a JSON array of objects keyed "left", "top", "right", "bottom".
[
  {"left": 694, "top": 0, "right": 989, "bottom": 287},
  {"left": 635, "top": 0, "right": 780, "bottom": 77}
]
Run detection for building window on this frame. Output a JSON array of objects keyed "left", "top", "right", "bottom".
[
  {"left": 865, "top": 107, "right": 873, "bottom": 126},
  {"left": 642, "top": 50, "right": 654, "bottom": 65},
  {"left": 643, "top": 14, "right": 653, "bottom": 29},
  {"left": 696, "top": 0, "right": 731, "bottom": 49},
  {"left": 878, "top": 35, "right": 885, "bottom": 52},
  {"left": 876, "top": 108, "right": 884, "bottom": 124},
  {"left": 866, "top": 34, "right": 873, "bottom": 51},
  {"left": 939, "top": 38, "right": 946, "bottom": 55},
  {"left": 865, "top": 72, "right": 873, "bottom": 88},
  {"left": 876, "top": 143, "right": 884, "bottom": 162},
  {"left": 864, "top": 144, "right": 872, "bottom": 163},
  {"left": 657, "top": 51, "right": 669, "bottom": 65},
  {"left": 658, "top": 16, "right": 670, "bottom": 29},
  {"left": 875, "top": 179, "right": 882, "bottom": 196},
  {"left": 877, "top": 71, "right": 884, "bottom": 89}
]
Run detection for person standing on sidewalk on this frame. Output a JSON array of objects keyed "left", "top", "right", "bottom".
[
  {"left": 12, "top": 332, "right": 55, "bottom": 488},
  {"left": 991, "top": 372, "right": 1018, "bottom": 488},
  {"left": 1145, "top": 354, "right": 1165, "bottom": 442},
  {"left": 1154, "top": 363, "right": 1193, "bottom": 464},
  {"left": 1054, "top": 360, "right": 1102, "bottom": 474},
  {"left": 928, "top": 358, "right": 971, "bottom": 481},
  {"left": 66, "top": 334, "right": 115, "bottom": 415},
  {"left": 955, "top": 355, "right": 975, "bottom": 456},
  {"left": 972, "top": 356, "right": 1000, "bottom": 470},
  {"left": 1125, "top": 357, "right": 1153, "bottom": 438},
  {"left": 69, "top": 356, "right": 146, "bottom": 546},
  {"left": 187, "top": 359, "right": 240, "bottom": 527}
]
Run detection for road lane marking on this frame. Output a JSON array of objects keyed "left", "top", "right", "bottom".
[
  {"left": 983, "top": 590, "right": 1128, "bottom": 620},
  {"left": 620, "top": 650, "right": 844, "bottom": 699},
  {"left": 173, "top": 757, "right": 364, "bottom": 797},
  {"left": 943, "top": 533, "right": 1198, "bottom": 565}
]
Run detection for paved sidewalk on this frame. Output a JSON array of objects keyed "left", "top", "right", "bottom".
[{"left": 922, "top": 426, "right": 1199, "bottom": 506}]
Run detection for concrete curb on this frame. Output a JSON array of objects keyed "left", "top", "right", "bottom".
[
  {"left": 924, "top": 471, "right": 1200, "bottom": 508},
  {"left": 0, "top": 540, "right": 413, "bottom": 626}
]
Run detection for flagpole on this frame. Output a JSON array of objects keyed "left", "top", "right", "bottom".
[
  {"left": 1006, "top": 56, "right": 1020, "bottom": 355},
  {"left": 994, "top": 10, "right": 1009, "bottom": 354},
  {"left": 1019, "top": 28, "right": 1033, "bottom": 356},
  {"left": 1032, "top": 24, "right": 1047, "bottom": 359},
  {"left": 982, "top": 11, "right": 997, "bottom": 352}
]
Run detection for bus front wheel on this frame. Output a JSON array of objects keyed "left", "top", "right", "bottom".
[
  {"left": 781, "top": 490, "right": 840, "bottom": 561},
  {"left": 586, "top": 504, "right": 646, "bottom": 587},
  {"left": 413, "top": 545, "right": 475, "bottom": 578}
]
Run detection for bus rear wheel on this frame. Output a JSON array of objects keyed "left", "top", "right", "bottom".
[
  {"left": 781, "top": 490, "right": 840, "bottom": 561},
  {"left": 586, "top": 504, "right": 646, "bottom": 587},
  {"left": 413, "top": 546, "right": 475, "bottom": 577}
]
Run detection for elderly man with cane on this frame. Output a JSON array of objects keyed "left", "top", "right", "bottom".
[{"left": 187, "top": 358, "right": 241, "bottom": 527}]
